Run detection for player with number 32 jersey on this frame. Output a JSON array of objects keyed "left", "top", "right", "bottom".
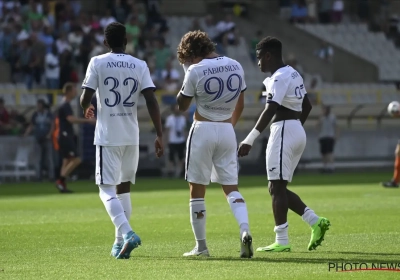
[
  {"left": 83, "top": 51, "right": 154, "bottom": 146},
  {"left": 80, "top": 22, "right": 163, "bottom": 260}
]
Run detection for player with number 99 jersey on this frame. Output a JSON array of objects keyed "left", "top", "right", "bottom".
[
  {"left": 181, "top": 56, "right": 246, "bottom": 122},
  {"left": 83, "top": 53, "right": 155, "bottom": 146},
  {"left": 177, "top": 31, "right": 253, "bottom": 259},
  {"left": 181, "top": 56, "right": 246, "bottom": 185}
]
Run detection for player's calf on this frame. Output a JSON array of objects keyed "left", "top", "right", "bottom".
[{"left": 224, "top": 187, "right": 253, "bottom": 258}]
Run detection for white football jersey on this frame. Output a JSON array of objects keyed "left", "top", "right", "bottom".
[
  {"left": 82, "top": 53, "right": 155, "bottom": 146},
  {"left": 262, "top": 65, "right": 306, "bottom": 112},
  {"left": 180, "top": 56, "right": 247, "bottom": 121}
]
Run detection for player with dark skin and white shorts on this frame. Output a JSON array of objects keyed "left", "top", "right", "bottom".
[
  {"left": 176, "top": 30, "right": 253, "bottom": 258},
  {"left": 238, "top": 37, "right": 330, "bottom": 252},
  {"left": 80, "top": 22, "right": 164, "bottom": 259}
]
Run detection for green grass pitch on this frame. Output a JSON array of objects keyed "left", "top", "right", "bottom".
[{"left": 1, "top": 172, "right": 400, "bottom": 280}]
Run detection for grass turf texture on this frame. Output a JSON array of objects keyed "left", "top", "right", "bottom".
[{"left": 0, "top": 172, "right": 400, "bottom": 280}]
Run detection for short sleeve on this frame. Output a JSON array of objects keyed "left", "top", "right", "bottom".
[
  {"left": 171, "top": 69, "right": 180, "bottom": 80},
  {"left": 263, "top": 78, "right": 289, "bottom": 105},
  {"left": 82, "top": 58, "right": 99, "bottom": 91},
  {"left": 140, "top": 63, "right": 156, "bottom": 92},
  {"left": 180, "top": 67, "right": 197, "bottom": 98},
  {"left": 64, "top": 104, "right": 73, "bottom": 117},
  {"left": 165, "top": 116, "right": 173, "bottom": 128},
  {"left": 240, "top": 69, "right": 247, "bottom": 92}
]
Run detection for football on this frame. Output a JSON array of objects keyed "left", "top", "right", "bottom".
[{"left": 387, "top": 101, "right": 400, "bottom": 116}]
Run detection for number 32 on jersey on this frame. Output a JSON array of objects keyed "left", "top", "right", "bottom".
[{"left": 103, "top": 77, "right": 138, "bottom": 107}]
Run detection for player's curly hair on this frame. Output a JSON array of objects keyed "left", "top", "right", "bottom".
[
  {"left": 105, "top": 22, "right": 126, "bottom": 48},
  {"left": 177, "top": 30, "right": 216, "bottom": 64},
  {"left": 256, "top": 36, "right": 282, "bottom": 57}
]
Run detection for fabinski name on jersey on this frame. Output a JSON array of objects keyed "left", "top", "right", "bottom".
[
  {"left": 202, "top": 64, "right": 240, "bottom": 76},
  {"left": 106, "top": 61, "right": 136, "bottom": 69}
]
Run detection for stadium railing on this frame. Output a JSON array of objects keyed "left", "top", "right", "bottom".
[{"left": 1, "top": 87, "right": 398, "bottom": 128}]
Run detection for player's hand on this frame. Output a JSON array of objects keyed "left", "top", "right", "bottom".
[
  {"left": 83, "top": 104, "right": 95, "bottom": 119},
  {"left": 155, "top": 136, "right": 164, "bottom": 158},
  {"left": 237, "top": 142, "right": 252, "bottom": 157}
]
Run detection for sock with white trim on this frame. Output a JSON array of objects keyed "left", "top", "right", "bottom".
[{"left": 189, "top": 199, "right": 207, "bottom": 251}]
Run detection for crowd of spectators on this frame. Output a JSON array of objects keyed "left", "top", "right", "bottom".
[
  {"left": 279, "top": 0, "right": 345, "bottom": 24},
  {"left": 189, "top": 14, "right": 240, "bottom": 57},
  {"left": 0, "top": 0, "right": 178, "bottom": 105}
]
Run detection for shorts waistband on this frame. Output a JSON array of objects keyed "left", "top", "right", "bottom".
[
  {"left": 270, "top": 119, "right": 301, "bottom": 127},
  {"left": 192, "top": 120, "right": 233, "bottom": 126}
]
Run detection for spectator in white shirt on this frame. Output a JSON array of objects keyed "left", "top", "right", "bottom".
[
  {"left": 332, "top": 0, "right": 344, "bottom": 23},
  {"left": 165, "top": 104, "right": 187, "bottom": 178},
  {"left": 56, "top": 32, "right": 72, "bottom": 55},
  {"left": 161, "top": 61, "right": 180, "bottom": 93},
  {"left": 316, "top": 41, "right": 334, "bottom": 63},
  {"left": 45, "top": 44, "right": 60, "bottom": 104},
  {"left": 100, "top": 9, "right": 117, "bottom": 29},
  {"left": 68, "top": 26, "right": 83, "bottom": 60},
  {"left": 306, "top": 0, "right": 317, "bottom": 22},
  {"left": 200, "top": 15, "right": 218, "bottom": 40},
  {"left": 215, "top": 14, "right": 235, "bottom": 38}
]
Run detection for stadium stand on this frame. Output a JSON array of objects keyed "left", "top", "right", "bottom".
[{"left": 296, "top": 23, "right": 400, "bottom": 81}]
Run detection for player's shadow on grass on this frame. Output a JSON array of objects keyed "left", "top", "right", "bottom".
[
  {"left": 335, "top": 251, "right": 400, "bottom": 257},
  {"left": 139, "top": 255, "right": 398, "bottom": 264}
]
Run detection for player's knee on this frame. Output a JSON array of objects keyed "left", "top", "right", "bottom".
[
  {"left": 222, "top": 185, "right": 239, "bottom": 196},
  {"left": 117, "top": 181, "right": 130, "bottom": 194},
  {"left": 268, "top": 181, "right": 286, "bottom": 196}
]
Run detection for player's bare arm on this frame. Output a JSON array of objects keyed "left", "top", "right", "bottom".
[
  {"left": 231, "top": 91, "right": 245, "bottom": 127},
  {"left": 66, "top": 114, "right": 95, "bottom": 124},
  {"left": 176, "top": 92, "right": 192, "bottom": 112},
  {"left": 80, "top": 88, "right": 96, "bottom": 119},
  {"left": 142, "top": 87, "right": 164, "bottom": 157},
  {"left": 300, "top": 94, "right": 312, "bottom": 125},
  {"left": 238, "top": 101, "right": 279, "bottom": 157}
]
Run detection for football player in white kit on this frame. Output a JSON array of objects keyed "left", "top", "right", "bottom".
[
  {"left": 238, "top": 37, "right": 330, "bottom": 252},
  {"left": 80, "top": 22, "right": 164, "bottom": 259},
  {"left": 176, "top": 31, "right": 253, "bottom": 258}
]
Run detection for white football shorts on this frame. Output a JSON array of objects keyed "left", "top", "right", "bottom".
[
  {"left": 95, "top": 145, "right": 139, "bottom": 186},
  {"left": 266, "top": 120, "right": 306, "bottom": 182},
  {"left": 185, "top": 121, "right": 238, "bottom": 185}
]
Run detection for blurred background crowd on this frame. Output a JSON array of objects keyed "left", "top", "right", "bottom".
[{"left": 0, "top": 0, "right": 399, "bottom": 182}]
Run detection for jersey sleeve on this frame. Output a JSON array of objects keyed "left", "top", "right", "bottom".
[
  {"left": 264, "top": 78, "right": 289, "bottom": 105},
  {"left": 140, "top": 64, "right": 156, "bottom": 92},
  {"left": 241, "top": 69, "right": 247, "bottom": 92},
  {"left": 180, "top": 67, "right": 197, "bottom": 97},
  {"left": 82, "top": 58, "right": 98, "bottom": 91},
  {"left": 300, "top": 83, "right": 307, "bottom": 95}
]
